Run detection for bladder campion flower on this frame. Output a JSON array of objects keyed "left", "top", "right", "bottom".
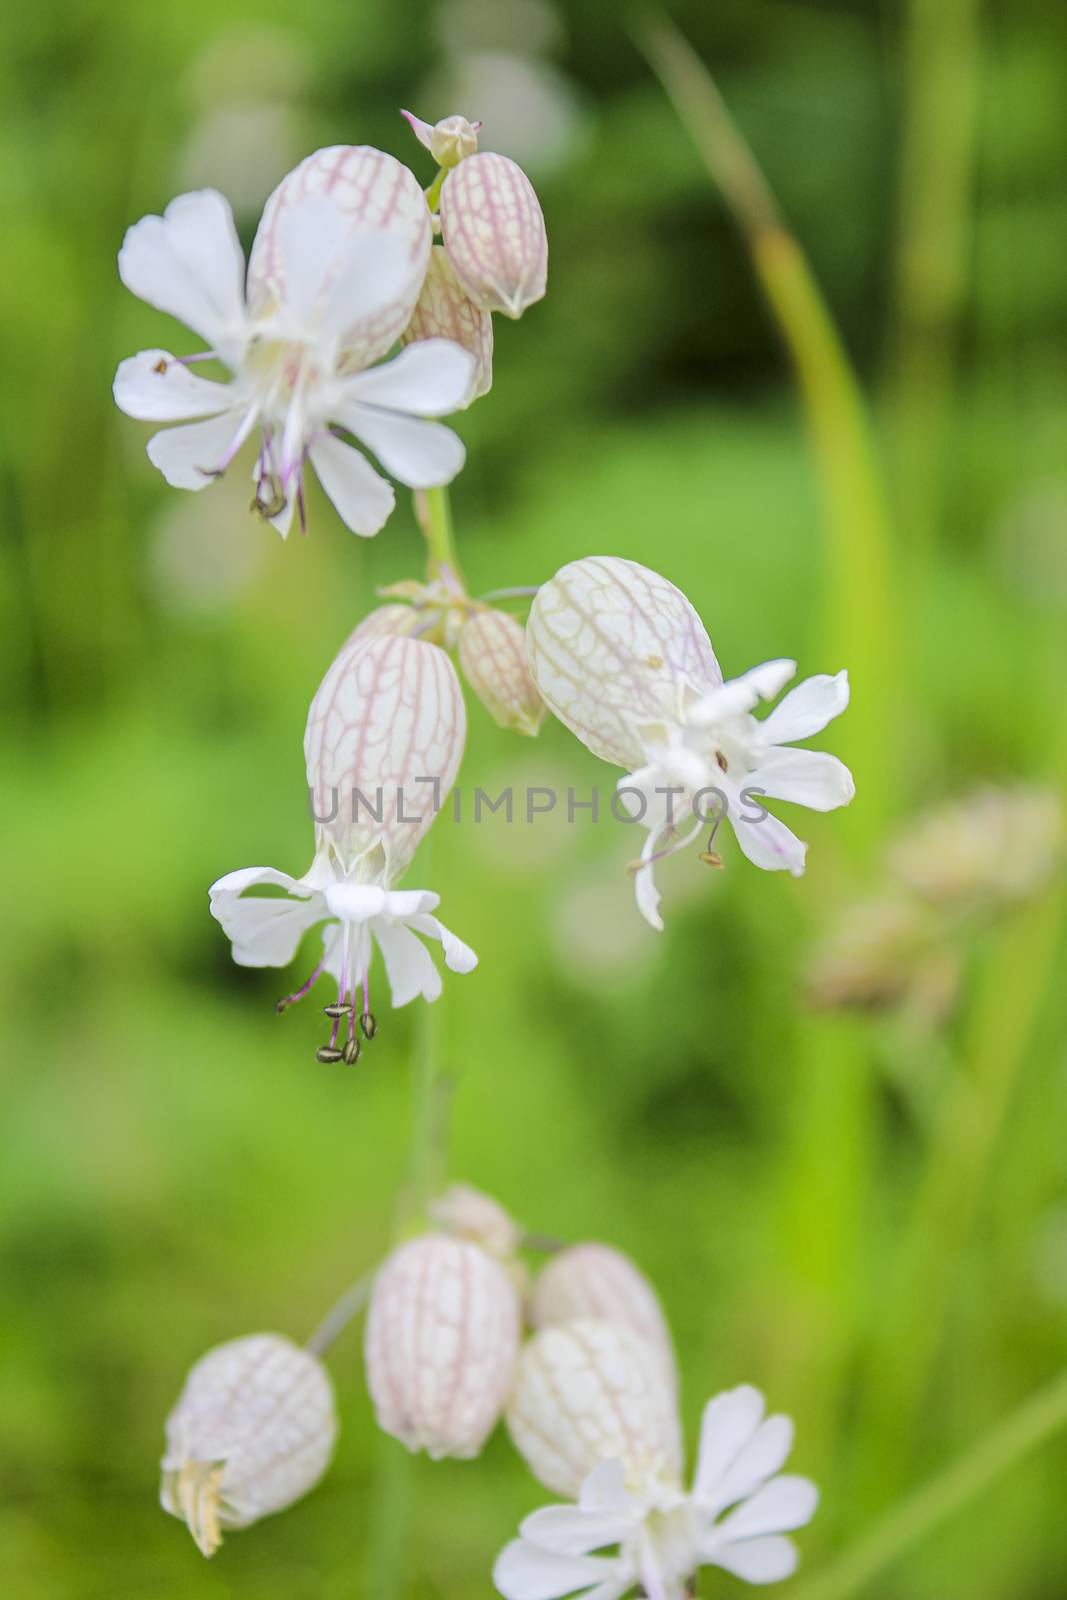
[
  {"left": 209, "top": 634, "right": 475, "bottom": 1058},
  {"left": 114, "top": 146, "right": 477, "bottom": 537},
  {"left": 526, "top": 556, "right": 854, "bottom": 929},
  {"left": 496, "top": 1381, "right": 818, "bottom": 1598},
  {"left": 365, "top": 1234, "right": 521, "bottom": 1458},
  {"left": 530, "top": 1244, "right": 677, "bottom": 1399},
  {"left": 160, "top": 1333, "right": 337, "bottom": 1557}
]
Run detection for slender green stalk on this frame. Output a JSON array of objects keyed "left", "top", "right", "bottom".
[
  {"left": 887, "top": 0, "right": 980, "bottom": 573},
  {"left": 793, "top": 1366, "right": 1067, "bottom": 1600},
  {"left": 421, "top": 484, "right": 465, "bottom": 588},
  {"left": 633, "top": 12, "right": 900, "bottom": 826}
]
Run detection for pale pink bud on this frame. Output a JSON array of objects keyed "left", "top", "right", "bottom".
[
  {"left": 246, "top": 145, "right": 432, "bottom": 367},
  {"left": 365, "top": 1235, "right": 521, "bottom": 1458},
  {"left": 459, "top": 608, "right": 546, "bottom": 736},
  {"left": 439, "top": 152, "right": 547, "bottom": 318},
  {"left": 343, "top": 603, "right": 425, "bottom": 646},
  {"left": 402, "top": 109, "right": 482, "bottom": 167},
  {"left": 304, "top": 633, "right": 465, "bottom": 882},
  {"left": 160, "top": 1334, "right": 337, "bottom": 1557},
  {"left": 402, "top": 246, "right": 493, "bottom": 399},
  {"left": 506, "top": 1319, "right": 683, "bottom": 1498},
  {"left": 530, "top": 1244, "right": 678, "bottom": 1398},
  {"left": 430, "top": 1182, "right": 522, "bottom": 1261}
]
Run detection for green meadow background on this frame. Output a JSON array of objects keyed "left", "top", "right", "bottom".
[{"left": 2, "top": 0, "right": 1066, "bottom": 1595}]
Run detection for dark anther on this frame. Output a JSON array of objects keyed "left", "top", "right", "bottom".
[
  {"left": 252, "top": 475, "right": 287, "bottom": 519},
  {"left": 342, "top": 1038, "right": 362, "bottom": 1065},
  {"left": 716, "top": 751, "right": 728, "bottom": 772},
  {"left": 274, "top": 999, "right": 288, "bottom": 1014},
  {"left": 360, "top": 1012, "right": 378, "bottom": 1039},
  {"left": 699, "top": 850, "right": 723, "bottom": 868},
  {"left": 315, "top": 1046, "right": 344, "bottom": 1064},
  {"left": 152, "top": 357, "right": 168, "bottom": 374},
  {"left": 323, "top": 1002, "right": 354, "bottom": 1019}
]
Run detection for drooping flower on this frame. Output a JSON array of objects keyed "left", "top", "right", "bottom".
[
  {"left": 495, "top": 1383, "right": 818, "bottom": 1599},
  {"left": 209, "top": 634, "right": 475, "bottom": 1057},
  {"left": 365, "top": 1234, "right": 521, "bottom": 1459},
  {"left": 526, "top": 556, "right": 854, "bottom": 930},
  {"left": 114, "top": 146, "right": 477, "bottom": 538},
  {"left": 160, "top": 1333, "right": 337, "bottom": 1557},
  {"left": 402, "top": 244, "right": 494, "bottom": 398},
  {"left": 530, "top": 1244, "right": 677, "bottom": 1399},
  {"left": 507, "top": 1321, "right": 683, "bottom": 1500}
]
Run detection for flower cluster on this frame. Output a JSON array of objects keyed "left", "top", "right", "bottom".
[{"left": 161, "top": 1186, "right": 818, "bottom": 1596}]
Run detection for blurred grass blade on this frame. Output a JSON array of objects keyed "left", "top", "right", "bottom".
[
  {"left": 634, "top": 12, "right": 901, "bottom": 830},
  {"left": 792, "top": 1364, "right": 1067, "bottom": 1600}
]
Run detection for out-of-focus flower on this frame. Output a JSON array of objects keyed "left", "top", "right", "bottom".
[
  {"left": 806, "top": 893, "right": 959, "bottom": 1024},
  {"left": 507, "top": 1320, "right": 682, "bottom": 1499},
  {"left": 527, "top": 557, "right": 854, "bottom": 930},
  {"left": 495, "top": 1384, "right": 817, "bottom": 1599},
  {"left": 888, "top": 785, "right": 1064, "bottom": 911},
  {"left": 365, "top": 1234, "right": 521, "bottom": 1458},
  {"left": 160, "top": 1333, "right": 336, "bottom": 1557},
  {"left": 431, "top": 1182, "right": 523, "bottom": 1261},
  {"left": 438, "top": 150, "right": 548, "bottom": 318},
  {"left": 424, "top": 49, "right": 589, "bottom": 176},
  {"left": 402, "top": 245, "right": 494, "bottom": 399},
  {"left": 148, "top": 471, "right": 266, "bottom": 615},
  {"left": 530, "top": 1244, "right": 677, "bottom": 1398},
  {"left": 209, "top": 634, "right": 475, "bottom": 1056},
  {"left": 114, "top": 149, "right": 477, "bottom": 538},
  {"left": 460, "top": 607, "right": 547, "bottom": 734}
]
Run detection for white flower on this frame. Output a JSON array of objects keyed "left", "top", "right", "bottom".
[
  {"left": 494, "top": 1385, "right": 818, "bottom": 1600},
  {"left": 530, "top": 1244, "right": 677, "bottom": 1400},
  {"left": 114, "top": 146, "right": 477, "bottom": 538},
  {"left": 526, "top": 556, "right": 854, "bottom": 930},
  {"left": 209, "top": 634, "right": 475, "bottom": 1053},
  {"left": 160, "top": 1333, "right": 337, "bottom": 1557},
  {"left": 365, "top": 1234, "right": 521, "bottom": 1458}
]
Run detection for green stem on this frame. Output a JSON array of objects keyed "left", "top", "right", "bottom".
[
  {"left": 633, "top": 11, "right": 901, "bottom": 827},
  {"left": 793, "top": 1366, "right": 1067, "bottom": 1600},
  {"left": 421, "top": 485, "right": 464, "bottom": 588}
]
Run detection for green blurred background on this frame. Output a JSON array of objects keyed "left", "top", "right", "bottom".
[{"left": 3, "top": 0, "right": 1067, "bottom": 1595}]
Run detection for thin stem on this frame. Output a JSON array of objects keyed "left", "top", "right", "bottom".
[
  {"left": 476, "top": 584, "right": 542, "bottom": 603},
  {"left": 633, "top": 10, "right": 901, "bottom": 829},
  {"left": 304, "top": 1270, "right": 374, "bottom": 1357},
  {"left": 419, "top": 485, "right": 464, "bottom": 589},
  {"left": 792, "top": 1366, "right": 1067, "bottom": 1600}
]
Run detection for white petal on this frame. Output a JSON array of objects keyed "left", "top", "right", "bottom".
[
  {"left": 118, "top": 189, "right": 247, "bottom": 359},
  {"left": 746, "top": 749, "right": 855, "bottom": 813},
  {"left": 308, "top": 435, "right": 395, "bottom": 537},
  {"left": 208, "top": 865, "right": 326, "bottom": 968},
  {"left": 702, "top": 1535, "right": 798, "bottom": 1584},
  {"left": 687, "top": 660, "right": 796, "bottom": 729},
  {"left": 730, "top": 810, "right": 808, "bottom": 876},
  {"left": 526, "top": 557, "right": 722, "bottom": 772},
  {"left": 401, "top": 108, "right": 436, "bottom": 152},
  {"left": 342, "top": 403, "right": 466, "bottom": 489},
  {"left": 271, "top": 208, "right": 410, "bottom": 340},
  {"left": 408, "top": 913, "right": 479, "bottom": 973},
  {"left": 579, "top": 1462, "right": 640, "bottom": 1518},
  {"left": 113, "top": 350, "right": 238, "bottom": 421},
  {"left": 520, "top": 1505, "right": 634, "bottom": 1557},
  {"left": 760, "top": 670, "right": 850, "bottom": 745},
  {"left": 343, "top": 339, "right": 477, "bottom": 416},
  {"left": 692, "top": 1388, "right": 766, "bottom": 1503},
  {"left": 700, "top": 1416, "right": 795, "bottom": 1516},
  {"left": 493, "top": 1539, "right": 615, "bottom": 1600},
  {"left": 146, "top": 410, "right": 247, "bottom": 489},
  {"left": 373, "top": 920, "right": 443, "bottom": 1005},
  {"left": 633, "top": 826, "right": 665, "bottom": 933},
  {"left": 381, "top": 889, "right": 440, "bottom": 918},
  {"left": 717, "top": 1476, "right": 819, "bottom": 1540}
]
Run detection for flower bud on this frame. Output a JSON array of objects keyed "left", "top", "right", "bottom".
[
  {"left": 459, "top": 608, "right": 546, "bottom": 736},
  {"left": 343, "top": 603, "right": 425, "bottom": 646},
  {"left": 530, "top": 1244, "right": 677, "bottom": 1398},
  {"left": 402, "top": 109, "right": 482, "bottom": 167},
  {"left": 440, "top": 153, "right": 547, "bottom": 319},
  {"left": 402, "top": 246, "right": 494, "bottom": 399},
  {"left": 430, "top": 1182, "right": 522, "bottom": 1261},
  {"left": 365, "top": 1234, "right": 521, "bottom": 1459},
  {"left": 888, "top": 784, "right": 1065, "bottom": 910},
  {"left": 160, "top": 1333, "right": 337, "bottom": 1557},
  {"left": 506, "top": 1319, "right": 683, "bottom": 1498}
]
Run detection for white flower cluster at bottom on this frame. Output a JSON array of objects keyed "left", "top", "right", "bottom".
[{"left": 159, "top": 1186, "right": 817, "bottom": 1595}]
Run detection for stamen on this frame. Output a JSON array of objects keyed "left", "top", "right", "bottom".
[
  {"left": 323, "top": 1002, "right": 354, "bottom": 1020},
  {"left": 316, "top": 1046, "right": 344, "bottom": 1064},
  {"left": 360, "top": 1012, "right": 378, "bottom": 1040},
  {"left": 276, "top": 960, "right": 326, "bottom": 1012},
  {"left": 342, "top": 1037, "right": 361, "bottom": 1065}
]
